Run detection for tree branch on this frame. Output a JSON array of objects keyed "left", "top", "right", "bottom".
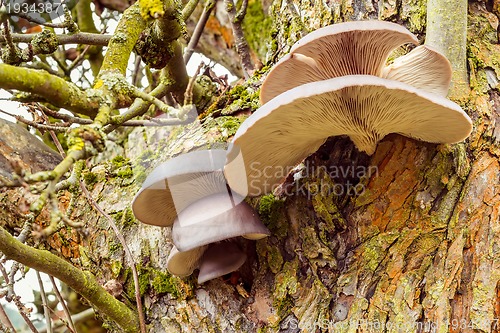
[
  {"left": 426, "top": 0, "right": 469, "bottom": 98},
  {"left": 0, "top": 64, "right": 100, "bottom": 117},
  {"left": 0, "top": 32, "right": 111, "bottom": 46},
  {"left": 0, "top": 227, "right": 140, "bottom": 332},
  {"left": 223, "top": 0, "right": 254, "bottom": 78},
  {"left": 98, "top": 2, "right": 146, "bottom": 76}
]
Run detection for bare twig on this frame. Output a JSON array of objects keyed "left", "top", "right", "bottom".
[
  {"left": 183, "top": 0, "right": 215, "bottom": 64},
  {"left": 132, "top": 55, "right": 143, "bottom": 87},
  {"left": 79, "top": 183, "right": 147, "bottom": 333},
  {"left": 119, "top": 118, "right": 193, "bottom": 126},
  {"left": 36, "top": 104, "right": 93, "bottom": 125},
  {"left": 0, "top": 108, "right": 69, "bottom": 132},
  {"left": 184, "top": 62, "right": 204, "bottom": 105},
  {"left": 130, "top": 85, "right": 182, "bottom": 116},
  {"left": 235, "top": 0, "right": 249, "bottom": 22},
  {"left": 39, "top": 308, "right": 94, "bottom": 333},
  {"left": 10, "top": 12, "right": 68, "bottom": 28},
  {"left": 0, "top": 304, "right": 15, "bottom": 332},
  {"left": 48, "top": 276, "right": 77, "bottom": 333},
  {"left": 67, "top": 45, "right": 92, "bottom": 72},
  {"left": 181, "top": 0, "right": 200, "bottom": 20},
  {"left": 223, "top": 0, "right": 254, "bottom": 78},
  {"left": 36, "top": 271, "right": 53, "bottom": 333},
  {"left": 0, "top": 263, "right": 40, "bottom": 333},
  {"left": 0, "top": 32, "right": 112, "bottom": 46}
]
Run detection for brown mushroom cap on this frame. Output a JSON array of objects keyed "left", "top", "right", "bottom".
[
  {"left": 260, "top": 21, "right": 419, "bottom": 104},
  {"left": 382, "top": 45, "right": 452, "bottom": 96},
  {"left": 225, "top": 75, "right": 473, "bottom": 196},
  {"left": 197, "top": 242, "right": 247, "bottom": 284},
  {"left": 132, "top": 150, "right": 245, "bottom": 227},
  {"left": 166, "top": 245, "right": 208, "bottom": 277},
  {"left": 172, "top": 192, "right": 270, "bottom": 252}
]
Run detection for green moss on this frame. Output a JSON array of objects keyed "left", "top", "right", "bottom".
[
  {"left": 242, "top": 0, "right": 273, "bottom": 60},
  {"left": 132, "top": 164, "right": 148, "bottom": 184},
  {"left": 111, "top": 155, "right": 128, "bottom": 168},
  {"left": 267, "top": 246, "right": 284, "bottom": 274},
  {"left": 111, "top": 261, "right": 123, "bottom": 277},
  {"left": 273, "top": 260, "right": 299, "bottom": 319},
  {"left": 201, "top": 82, "right": 260, "bottom": 119},
  {"left": 109, "top": 241, "right": 123, "bottom": 254},
  {"left": 82, "top": 171, "right": 98, "bottom": 186},
  {"left": 117, "top": 167, "right": 134, "bottom": 179},
  {"left": 312, "top": 190, "right": 346, "bottom": 231},
  {"left": 407, "top": 0, "right": 427, "bottom": 33},
  {"left": 215, "top": 116, "right": 245, "bottom": 137},
  {"left": 113, "top": 209, "right": 136, "bottom": 229},
  {"left": 258, "top": 194, "right": 287, "bottom": 237},
  {"left": 151, "top": 270, "right": 180, "bottom": 296}
]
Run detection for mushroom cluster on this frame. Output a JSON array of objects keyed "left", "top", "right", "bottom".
[
  {"left": 132, "top": 150, "right": 270, "bottom": 283},
  {"left": 224, "top": 21, "right": 473, "bottom": 197}
]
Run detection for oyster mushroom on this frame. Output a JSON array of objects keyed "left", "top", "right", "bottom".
[
  {"left": 225, "top": 75, "right": 472, "bottom": 196},
  {"left": 132, "top": 149, "right": 245, "bottom": 227},
  {"left": 166, "top": 193, "right": 270, "bottom": 283},
  {"left": 260, "top": 22, "right": 452, "bottom": 103}
]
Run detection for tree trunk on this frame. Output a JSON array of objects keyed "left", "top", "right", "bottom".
[{"left": 1, "top": 0, "right": 499, "bottom": 332}]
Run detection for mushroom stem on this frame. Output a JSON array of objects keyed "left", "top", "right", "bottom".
[{"left": 426, "top": 0, "right": 469, "bottom": 99}]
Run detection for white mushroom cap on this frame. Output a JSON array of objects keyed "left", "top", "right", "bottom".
[
  {"left": 260, "top": 21, "right": 419, "bottom": 103},
  {"left": 166, "top": 245, "right": 208, "bottom": 277},
  {"left": 382, "top": 45, "right": 452, "bottom": 96},
  {"left": 225, "top": 75, "right": 473, "bottom": 196},
  {"left": 197, "top": 242, "right": 247, "bottom": 284},
  {"left": 172, "top": 192, "right": 270, "bottom": 252},
  {"left": 132, "top": 149, "right": 246, "bottom": 227}
]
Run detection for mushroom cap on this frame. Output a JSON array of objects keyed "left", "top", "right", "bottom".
[
  {"left": 172, "top": 192, "right": 270, "bottom": 252},
  {"left": 132, "top": 149, "right": 246, "bottom": 227},
  {"left": 260, "top": 21, "right": 419, "bottom": 104},
  {"left": 166, "top": 245, "right": 208, "bottom": 277},
  {"left": 225, "top": 75, "right": 473, "bottom": 196},
  {"left": 382, "top": 45, "right": 452, "bottom": 96},
  {"left": 197, "top": 242, "right": 247, "bottom": 284}
]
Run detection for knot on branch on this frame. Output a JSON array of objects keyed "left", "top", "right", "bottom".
[
  {"left": 135, "top": 28, "right": 174, "bottom": 69},
  {"left": 68, "top": 126, "right": 106, "bottom": 155},
  {"left": 31, "top": 30, "right": 59, "bottom": 55}
]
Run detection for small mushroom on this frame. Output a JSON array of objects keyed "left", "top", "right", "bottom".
[
  {"left": 132, "top": 149, "right": 246, "bottom": 227},
  {"left": 225, "top": 75, "right": 472, "bottom": 196},
  {"left": 197, "top": 242, "right": 247, "bottom": 284},
  {"left": 172, "top": 192, "right": 270, "bottom": 252},
  {"left": 382, "top": 45, "right": 452, "bottom": 96},
  {"left": 166, "top": 193, "right": 270, "bottom": 282},
  {"left": 166, "top": 245, "right": 208, "bottom": 277},
  {"left": 260, "top": 21, "right": 419, "bottom": 103}
]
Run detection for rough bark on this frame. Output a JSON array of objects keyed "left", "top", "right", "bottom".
[{"left": 1, "top": 0, "right": 499, "bottom": 332}]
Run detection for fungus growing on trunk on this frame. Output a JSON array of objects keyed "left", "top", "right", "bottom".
[
  {"left": 260, "top": 22, "right": 453, "bottom": 103},
  {"left": 132, "top": 149, "right": 244, "bottom": 227},
  {"left": 166, "top": 193, "right": 270, "bottom": 283},
  {"left": 225, "top": 75, "right": 472, "bottom": 196},
  {"left": 132, "top": 150, "right": 269, "bottom": 283}
]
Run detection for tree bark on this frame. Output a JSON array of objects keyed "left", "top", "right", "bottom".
[{"left": 1, "top": 0, "right": 499, "bottom": 332}]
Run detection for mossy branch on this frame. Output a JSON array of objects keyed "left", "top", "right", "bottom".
[
  {"left": 0, "top": 227, "right": 140, "bottom": 332},
  {"left": 0, "top": 64, "right": 100, "bottom": 117},
  {"left": 99, "top": 2, "right": 147, "bottom": 76},
  {"left": 426, "top": 0, "right": 469, "bottom": 99}
]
